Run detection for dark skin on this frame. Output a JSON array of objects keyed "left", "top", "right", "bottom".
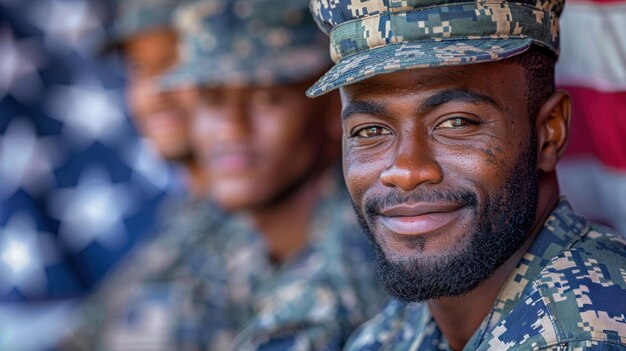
[
  {"left": 124, "top": 29, "right": 208, "bottom": 196},
  {"left": 340, "top": 62, "right": 570, "bottom": 350},
  {"left": 191, "top": 81, "right": 340, "bottom": 261}
]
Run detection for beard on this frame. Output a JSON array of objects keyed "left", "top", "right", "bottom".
[{"left": 352, "top": 144, "right": 539, "bottom": 303}]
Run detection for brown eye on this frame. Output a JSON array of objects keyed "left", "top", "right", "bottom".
[
  {"left": 436, "top": 117, "right": 474, "bottom": 129},
  {"left": 355, "top": 126, "right": 391, "bottom": 138}
]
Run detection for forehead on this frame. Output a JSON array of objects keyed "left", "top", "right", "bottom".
[{"left": 340, "top": 62, "right": 525, "bottom": 104}]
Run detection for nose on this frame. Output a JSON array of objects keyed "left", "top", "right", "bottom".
[
  {"left": 223, "top": 101, "right": 250, "bottom": 133},
  {"left": 380, "top": 135, "right": 443, "bottom": 191},
  {"left": 194, "top": 92, "right": 252, "bottom": 143}
]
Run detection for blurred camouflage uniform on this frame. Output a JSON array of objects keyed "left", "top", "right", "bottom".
[
  {"left": 84, "top": 171, "right": 383, "bottom": 351},
  {"left": 306, "top": 0, "right": 626, "bottom": 349},
  {"left": 69, "top": 200, "right": 260, "bottom": 351}
]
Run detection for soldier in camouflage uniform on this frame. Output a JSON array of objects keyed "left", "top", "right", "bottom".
[
  {"left": 107, "top": 0, "right": 208, "bottom": 193},
  {"left": 60, "top": 1, "right": 262, "bottom": 350},
  {"left": 306, "top": 0, "right": 626, "bottom": 350},
  {"left": 160, "top": 0, "right": 386, "bottom": 349}
]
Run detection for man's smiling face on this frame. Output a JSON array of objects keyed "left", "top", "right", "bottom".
[{"left": 340, "top": 62, "right": 540, "bottom": 302}]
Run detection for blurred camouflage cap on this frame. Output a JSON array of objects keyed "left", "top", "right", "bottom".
[
  {"left": 161, "top": 0, "right": 331, "bottom": 89},
  {"left": 306, "top": 0, "right": 565, "bottom": 97},
  {"left": 102, "top": 0, "right": 181, "bottom": 53}
]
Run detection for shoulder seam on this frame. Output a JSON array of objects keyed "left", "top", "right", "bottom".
[{"left": 534, "top": 280, "right": 567, "bottom": 344}]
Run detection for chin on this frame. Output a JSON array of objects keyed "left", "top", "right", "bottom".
[
  {"left": 374, "top": 224, "right": 471, "bottom": 262},
  {"left": 211, "top": 186, "right": 260, "bottom": 212}
]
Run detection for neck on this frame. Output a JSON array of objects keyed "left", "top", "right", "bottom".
[
  {"left": 248, "top": 174, "right": 322, "bottom": 263},
  {"left": 428, "top": 174, "right": 561, "bottom": 351}
]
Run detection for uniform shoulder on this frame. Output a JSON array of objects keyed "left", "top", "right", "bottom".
[
  {"left": 535, "top": 223, "right": 625, "bottom": 298},
  {"left": 524, "top": 224, "right": 625, "bottom": 348},
  {"left": 482, "top": 224, "right": 626, "bottom": 350}
]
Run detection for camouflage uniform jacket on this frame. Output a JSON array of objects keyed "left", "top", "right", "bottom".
[
  {"left": 65, "top": 196, "right": 261, "bottom": 351},
  {"left": 230, "top": 170, "right": 386, "bottom": 351},
  {"left": 67, "top": 171, "right": 385, "bottom": 351},
  {"left": 345, "top": 200, "right": 626, "bottom": 351}
]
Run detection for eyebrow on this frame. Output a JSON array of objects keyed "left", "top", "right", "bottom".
[
  {"left": 341, "top": 101, "right": 388, "bottom": 121},
  {"left": 420, "top": 88, "right": 499, "bottom": 112},
  {"left": 341, "top": 87, "right": 501, "bottom": 121}
]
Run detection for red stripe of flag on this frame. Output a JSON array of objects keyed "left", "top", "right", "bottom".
[{"left": 560, "top": 85, "right": 626, "bottom": 170}]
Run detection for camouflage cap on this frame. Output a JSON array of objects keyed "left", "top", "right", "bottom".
[
  {"left": 306, "top": 0, "right": 565, "bottom": 97},
  {"left": 102, "top": 0, "right": 182, "bottom": 53},
  {"left": 160, "top": 0, "right": 331, "bottom": 89}
]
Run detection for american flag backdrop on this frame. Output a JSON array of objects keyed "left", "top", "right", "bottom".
[
  {"left": 0, "top": 0, "right": 171, "bottom": 305},
  {"left": 556, "top": 0, "right": 626, "bottom": 234}
]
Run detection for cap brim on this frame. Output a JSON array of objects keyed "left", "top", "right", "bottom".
[
  {"left": 160, "top": 48, "right": 332, "bottom": 91},
  {"left": 306, "top": 38, "right": 532, "bottom": 98}
]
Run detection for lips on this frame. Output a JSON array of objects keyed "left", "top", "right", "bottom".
[
  {"left": 378, "top": 202, "right": 465, "bottom": 236},
  {"left": 207, "top": 145, "right": 256, "bottom": 173}
]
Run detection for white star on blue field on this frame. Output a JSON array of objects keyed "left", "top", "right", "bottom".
[{"left": 0, "top": 0, "right": 171, "bottom": 303}]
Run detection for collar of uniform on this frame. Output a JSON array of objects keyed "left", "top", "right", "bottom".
[{"left": 468, "top": 198, "right": 589, "bottom": 348}]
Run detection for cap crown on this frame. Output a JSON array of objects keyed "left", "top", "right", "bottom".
[
  {"left": 112, "top": 0, "right": 182, "bottom": 41},
  {"left": 163, "top": 0, "right": 330, "bottom": 88},
  {"left": 310, "top": 0, "right": 564, "bottom": 63},
  {"left": 306, "top": 0, "right": 564, "bottom": 97}
]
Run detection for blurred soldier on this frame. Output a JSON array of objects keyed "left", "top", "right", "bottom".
[
  {"left": 161, "top": 0, "right": 385, "bottom": 349},
  {"left": 306, "top": 0, "right": 626, "bottom": 350},
  {"left": 110, "top": 0, "right": 205, "bottom": 192},
  {"left": 59, "top": 1, "right": 259, "bottom": 350}
]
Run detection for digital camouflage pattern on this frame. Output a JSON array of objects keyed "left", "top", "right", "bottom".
[
  {"left": 306, "top": 0, "right": 565, "bottom": 97},
  {"left": 160, "top": 0, "right": 332, "bottom": 89},
  {"left": 345, "top": 201, "right": 626, "bottom": 351},
  {"left": 103, "top": 0, "right": 184, "bottom": 53}
]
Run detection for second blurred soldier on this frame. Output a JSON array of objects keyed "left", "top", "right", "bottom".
[{"left": 162, "top": 0, "right": 385, "bottom": 349}]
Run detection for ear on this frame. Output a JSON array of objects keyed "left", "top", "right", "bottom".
[{"left": 536, "top": 90, "right": 571, "bottom": 173}]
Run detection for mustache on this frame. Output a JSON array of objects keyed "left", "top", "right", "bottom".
[{"left": 363, "top": 188, "right": 478, "bottom": 218}]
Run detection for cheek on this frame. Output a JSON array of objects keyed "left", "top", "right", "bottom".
[
  {"left": 191, "top": 115, "right": 213, "bottom": 154},
  {"left": 436, "top": 143, "right": 511, "bottom": 205},
  {"left": 254, "top": 109, "right": 311, "bottom": 158},
  {"left": 127, "top": 80, "right": 152, "bottom": 117},
  {"left": 343, "top": 141, "right": 391, "bottom": 204}
]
